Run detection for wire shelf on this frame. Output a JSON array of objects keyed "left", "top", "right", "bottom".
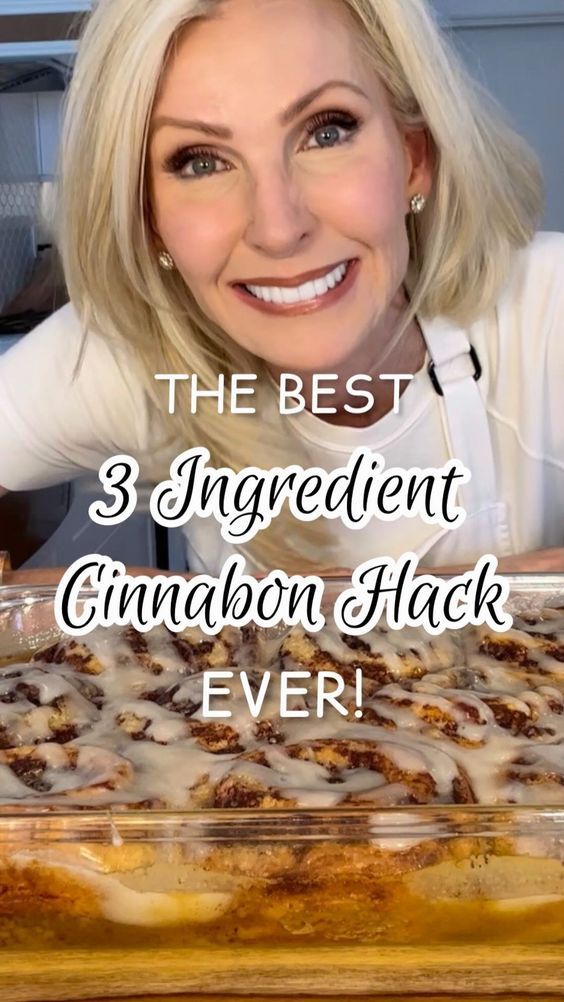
[{"left": 0, "top": 92, "right": 41, "bottom": 309}]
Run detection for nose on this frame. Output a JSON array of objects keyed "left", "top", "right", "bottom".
[{"left": 243, "top": 165, "right": 316, "bottom": 258}]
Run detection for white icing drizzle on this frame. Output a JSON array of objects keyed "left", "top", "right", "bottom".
[{"left": 0, "top": 610, "right": 562, "bottom": 809}]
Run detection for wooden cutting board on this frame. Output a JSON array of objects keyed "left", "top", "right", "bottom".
[{"left": 1, "top": 945, "right": 563, "bottom": 1002}]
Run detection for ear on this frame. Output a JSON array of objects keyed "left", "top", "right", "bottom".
[{"left": 403, "top": 128, "right": 433, "bottom": 205}]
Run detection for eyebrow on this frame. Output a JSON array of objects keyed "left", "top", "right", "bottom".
[{"left": 152, "top": 80, "right": 368, "bottom": 139}]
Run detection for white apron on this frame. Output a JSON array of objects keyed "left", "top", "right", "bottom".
[
  {"left": 417, "top": 318, "right": 513, "bottom": 566},
  {"left": 182, "top": 320, "right": 512, "bottom": 573}
]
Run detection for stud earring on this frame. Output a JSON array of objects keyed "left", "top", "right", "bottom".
[
  {"left": 158, "top": 251, "right": 175, "bottom": 271},
  {"left": 410, "top": 193, "right": 426, "bottom": 215}
]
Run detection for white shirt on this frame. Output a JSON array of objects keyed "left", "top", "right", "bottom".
[{"left": 0, "top": 231, "right": 563, "bottom": 574}]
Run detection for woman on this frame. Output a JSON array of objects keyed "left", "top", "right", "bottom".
[{"left": 0, "top": 0, "right": 563, "bottom": 586}]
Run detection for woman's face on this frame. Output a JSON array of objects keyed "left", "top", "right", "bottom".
[{"left": 148, "top": 0, "right": 431, "bottom": 372}]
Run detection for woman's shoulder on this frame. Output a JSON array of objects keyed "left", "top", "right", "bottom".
[
  {"left": 0, "top": 300, "right": 157, "bottom": 485},
  {"left": 3, "top": 300, "right": 82, "bottom": 360},
  {"left": 18, "top": 300, "right": 138, "bottom": 365},
  {"left": 519, "top": 229, "right": 564, "bottom": 272},
  {"left": 469, "top": 231, "right": 563, "bottom": 455},
  {"left": 502, "top": 230, "right": 564, "bottom": 306},
  {"left": 470, "top": 230, "right": 564, "bottom": 351},
  {"left": 462, "top": 230, "right": 562, "bottom": 401},
  {"left": 8, "top": 300, "right": 151, "bottom": 402},
  {"left": 520, "top": 229, "right": 564, "bottom": 259}
]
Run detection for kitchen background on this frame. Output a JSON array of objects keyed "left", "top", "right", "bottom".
[{"left": 0, "top": 0, "right": 563, "bottom": 573}]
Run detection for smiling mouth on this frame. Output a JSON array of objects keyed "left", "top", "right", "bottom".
[{"left": 235, "top": 259, "right": 355, "bottom": 305}]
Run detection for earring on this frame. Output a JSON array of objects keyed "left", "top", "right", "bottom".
[
  {"left": 158, "top": 250, "right": 175, "bottom": 271},
  {"left": 410, "top": 193, "right": 426, "bottom": 215}
]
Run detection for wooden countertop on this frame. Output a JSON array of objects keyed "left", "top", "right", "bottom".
[
  {"left": 81, "top": 996, "right": 564, "bottom": 1001},
  {"left": 5, "top": 946, "right": 563, "bottom": 1002}
]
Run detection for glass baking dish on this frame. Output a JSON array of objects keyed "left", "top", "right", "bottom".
[
  {"left": 0, "top": 578, "right": 563, "bottom": 980},
  {"left": 0, "top": 805, "right": 564, "bottom": 952}
]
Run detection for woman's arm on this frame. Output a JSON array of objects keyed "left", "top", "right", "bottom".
[{"left": 0, "top": 306, "right": 151, "bottom": 498}]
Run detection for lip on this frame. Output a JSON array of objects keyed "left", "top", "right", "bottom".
[{"left": 231, "top": 258, "right": 359, "bottom": 317}]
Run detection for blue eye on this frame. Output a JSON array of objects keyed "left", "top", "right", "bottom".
[
  {"left": 310, "top": 124, "right": 342, "bottom": 148},
  {"left": 187, "top": 154, "right": 219, "bottom": 176},
  {"left": 302, "top": 110, "right": 360, "bottom": 151},
  {"left": 163, "top": 146, "right": 232, "bottom": 179},
  {"left": 163, "top": 109, "right": 361, "bottom": 179}
]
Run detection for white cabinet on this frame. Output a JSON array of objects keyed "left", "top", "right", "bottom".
[
  {"left": 36, "top": 90, "right": 61, "bottom": 175},
  {"left": 0, "top": 3, "right": 82, "bottom": 306},
  {"left": 0, "top": 2, "right": 88, "bottom": 60},
  {"left": 0, "top": 3, "right": 88, "bottom": 11}
]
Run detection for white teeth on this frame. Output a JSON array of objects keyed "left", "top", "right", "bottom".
[
  {"left": 299, "top": 280, "right": 317, "bottom": 302},
  {"left": 280, "top": 286, "right": 301, "bottom": 304},
  {"left": 244, "top": 260, "right": 350, "bottom": 304}
]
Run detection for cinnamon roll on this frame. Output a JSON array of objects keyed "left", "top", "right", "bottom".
[
  {"left": 280, "top": 620, "right": 459, "bottom": 695},
  {"left": 31, "top": 638, "right": 105, "bottom": 676},
  {"left": 0, "top": 743, "right": 133, "bottom": 803},
  {"left": 0, "top": 607, "right": 563, "bottom": 810},
  {"left": 0, "top": 665, "right": 102, "bottom": 748},
  {"left": 505, "top": 746, "right": 564, "bottom": 804},
  {"left": 192, "top": 736, "right": 475, "bottom": 808},
  {"left": 0, "top": 602, "right": 563, "bottom": 949},
  {"left": 467, "top": 608, "right": 564, "bottom": 688}
]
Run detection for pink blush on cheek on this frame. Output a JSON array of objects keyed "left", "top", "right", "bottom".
[
  {"left": 344, "top": 164, "right": 405, "bottom": 219},
  {"left": 154, "top": 188, "right": 242, "bottom": 285}
]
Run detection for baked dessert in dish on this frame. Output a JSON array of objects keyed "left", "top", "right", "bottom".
[{"left": 0, "top": 605, "right": 563, "bottom": 948}]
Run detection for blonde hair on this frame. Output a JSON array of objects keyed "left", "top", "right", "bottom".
[{"left": 56, "top": 0, "right": 543, "bottom": 571}]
